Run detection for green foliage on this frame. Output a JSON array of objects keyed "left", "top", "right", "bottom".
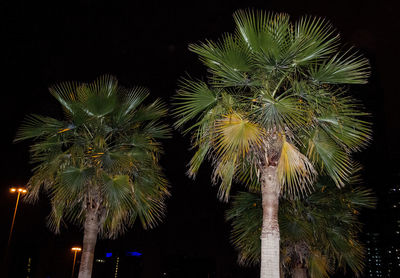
[
  {"left": 226, "top": 182, "right": 376, "bottom": 277},
  {"left": 173, "top": 9, "right": 371, "bottom": 200},
  {"left": 16, "top": 75, "right": 170, "bottom": 238}
]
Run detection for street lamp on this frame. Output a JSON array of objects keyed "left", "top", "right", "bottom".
[
  {"left": 8, "top": 186, "right": 27, "bottom": 246},
  {"left": 71, "top": 247, "right": 82, "bottom": 278}
]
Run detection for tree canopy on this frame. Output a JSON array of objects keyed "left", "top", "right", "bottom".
[{"left": 15, "top": 75, "right": 170, "bottom": 238}]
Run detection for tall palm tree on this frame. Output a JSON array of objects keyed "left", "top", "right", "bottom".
[
  {"left": 173, "top": 10, "right": 371, "bottom": 278},
  {"left": 226, "top": 182, "right": 375, "bottom": 277},
  {"left": 15, "top": 75, "right": 170, "bottom": 278}
]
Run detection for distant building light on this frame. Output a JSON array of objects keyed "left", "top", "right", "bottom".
[
  {"left": 106, "top": 253, "right": 112, "bottom": 258},
  {"left": 126, "top": 251, "right": 142, "bottom": 257},
  {"left": 114, "top": 257, "right": 120, "bottom": 278}
]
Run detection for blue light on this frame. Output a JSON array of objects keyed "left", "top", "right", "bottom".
[
  {"left": 126, "top": 251, "right": 142, "bottom": 257},
  {"left": 105, "top": 252, "right": 112, "bottom": 258}
]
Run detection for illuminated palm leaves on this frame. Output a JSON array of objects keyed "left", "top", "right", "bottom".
[
  {"left": 291, "top": 16, "right": 339, "bottom": 64},
  {"left": 173, "top": 80, "right": 218, "bottom": 131},
  {"left": 214, "top": 113, "right": 264, "bottom": 160},
  {"left": 226, "top": 191, "right": 263, "bottom": 266},
  {"left": 212, "top": 113, "right": 264, "bottom": 200},
  {"left": 16, "top": 75, "right": 170, "bottom": 238},
  {"left": 226, "top": 183, "right": 375, "bottom": 276},
  {"left": 278, "top": 139, "right": 316, "bottom": 197},
  {"left": 16, "top": 114, "right": 66, "bottom": 141},
  {"left": 189, "top": 36, "right": 254, "bottom": 87},
  {"left": 306, "top": 129, "right": 354, "bottom": 187},
  {"left": 233, "top": 11, "right": 292, "bottom": 68},
  {"left": 174, "top": 9, "right": 371, "bottom": 200},
  {"left": 315, "top": 94, "right": 372, "bottom": 152},
  {"left": 309, "top": 51, "right": 370, "bottom": 84},
  {"left": 253, "top": 92, "right": 307, "bottom": 131}
]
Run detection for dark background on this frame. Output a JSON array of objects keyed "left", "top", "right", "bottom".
[{"left": 0, "top": 0, "right": 397, "bottom": 277}]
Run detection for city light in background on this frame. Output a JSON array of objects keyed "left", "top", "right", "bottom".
[
  {"left": 8, "top": 186, "right": 27, "bottom": 246},
  {"left": 71, "top": 246, "right": 82, "bottom": 278}
]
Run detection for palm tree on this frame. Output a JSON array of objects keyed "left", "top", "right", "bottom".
[
  {"left": 226, "top": 182, "right": 375, "bottom": 277},
  {"left": 15, "top": 75, "right": 170, "bottom": 278},
  {"left": 173, "top": 10, "right": 371, "bottom": 278}
]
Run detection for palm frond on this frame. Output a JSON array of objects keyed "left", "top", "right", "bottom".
[
  {"left": 316, "top": 94, "right": 372, "bottom": 151},
  {"left": 49, "top": 81, "right": 81, "bottom": 115},
  {"left": 81, "top": 92, "right": 117, "bottom": 118},
  {"left": 46, "top": 199, "right": 67, "bottom": 233},
  {"left": 15, "top": 114, "right": 66, "bottom": 141},
  {"left": 87, "top": 75, "right": 119, "bottom": 97},
  {"left": 306, "top": 129, "right": 354, "bottom": 187},
  {"left": 189, "top": 34, "right": 253, "bottom": 87},
  {"left": 233, "top": 10, "right": 291, "bottom": 68},
  {"left": 173, "top": 79, "right": 218, "bottom": 130},
  {"left": 102, "top": 175, "right": 133, "bottom": 208},
  {"left": 120, "top": 86, "right": 149, "bottom": 116},
  {"left": 292, "top": 16, "right": 339, "bottom": 65},
  {"left": 132, "top": 98, "right": 168, "bottom": 122},
  {"left": 343, "top": 187, "right": 376, "bottom": 209},
  {"left": 308, "top": 250, "right": 331, "bottom": 278},
  {"left": 213, "top": 113, "right": 264, "bottom": 161},
  {"left": 226, "top": 191, "right": 262, "bottom": 266},
  {"left": 254, "top": 92, "right": 308, "bottom": 130},
  {"left": 188, "top": 142, "right": 210, "bottom": 178},
  {"left": 56, "top": 167, "right": 94, "bottom": 199},
  {"left": 142, "top": 120, "right": 171, "bottom": 139},
  {"left": 309, "top": 49, "right": 370, "bottom": 84},
  {"left": 235, "top": 161, "right": 261, "bottom": 193},
  {"left": 278, "top": 139, "right": 316, "bottom": 198},
  {"left": 213, "top": 159, "right": 237, "bottom": 202}
]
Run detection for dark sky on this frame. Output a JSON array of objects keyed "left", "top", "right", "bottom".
[{"left": 1, "top": 0, "right": 397, "bottom": 277}]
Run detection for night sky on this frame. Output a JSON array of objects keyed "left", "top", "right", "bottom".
[{"left": 1, "top": 0, "right": 397, "bottom": 277}]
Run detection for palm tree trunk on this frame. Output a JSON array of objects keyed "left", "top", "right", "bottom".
[
  {"left": 78, "top": 209, "right": 99, "bottom": 278},
  {"left": 292, "top": 265, "right": 307, "bottom": 278},
  {"left": 260, "top": 165, "right": 280, "bottom": 278}
]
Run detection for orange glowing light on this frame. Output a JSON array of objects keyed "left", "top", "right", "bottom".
[
  {"left": 58, "top": 128, "right": 71, "bottom": 134},
  {"left": 8, "top": 186, "right": 27, "bottom": 246},
  {"left": 10, "top": 187, "right": 27, "bottom": 194},
  {"left": 71, "top": 247, "right": 82, "bottom": 252}
]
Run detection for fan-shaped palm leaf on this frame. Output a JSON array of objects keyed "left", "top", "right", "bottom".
[{"left": 16, "top": 75, "right": 170, "bottom": 278}]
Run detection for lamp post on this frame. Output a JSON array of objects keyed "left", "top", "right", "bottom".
[
  {"left": 71, "top": 247, "right": 82, "bottom": 278},
  {"left": 8, "top": 187, "right": 27, "bottom": 247}
]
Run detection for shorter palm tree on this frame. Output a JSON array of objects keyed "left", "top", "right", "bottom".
[
  {"left": 15, "top": 75, "right": 170, "bottom": 278},
  {"left": 226, "top": 181, "right": 375, "bottom": 277}
]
